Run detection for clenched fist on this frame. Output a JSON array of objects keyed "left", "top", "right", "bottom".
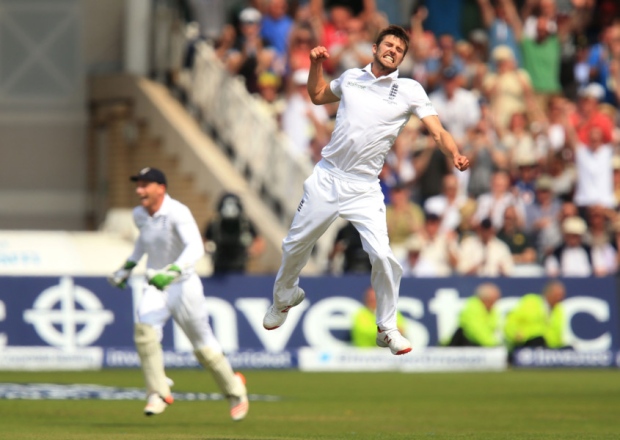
[
  {"left": 454, "top": 154, "right": 470, "bottom": 172},
  {"left": 309, "top": 46, "right": 330, "bottom": 63}
]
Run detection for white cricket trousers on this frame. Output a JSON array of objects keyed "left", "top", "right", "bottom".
[
  {"left": 137, "top": 273, "right": 223, "bottom": 353},
  {"left": 273, "top": 160, "right": 403, "bottom": 331}
]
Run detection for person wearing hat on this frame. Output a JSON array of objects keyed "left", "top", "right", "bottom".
[
  {"left": 569, "top": 82, "right": 614, "bottom": 146},
  {"left": 401, "top": 233, "right": 432, "bottom": 277},
  {"left": 544, "top": 215, "right": 601, "bottom": 277},
  {"left": 227, "top": 7, "right": 275, "bottom": 94},
  {"left": 504, "top": 280, "right": 568, "bottom": 352},
  {"left": 482, "top": 44, "right": 535, "bottom": 129},
  {"left": 386, "top": 184, "right": 425, "bottom": 263},
  {"left": 447, "top": 282, "right": 502, "bottom": 347},
  {"left": 108, "top": 168, "right": 248, "bottom": 420},
  {"left": 524, "top": 174, "right": 562, "bottom": 255},
  {"left": 457, "top": 217, "right": 514, "bottom": 276},
  {"left": 204, "top": 192, "right": 265, "bottom": 274}
]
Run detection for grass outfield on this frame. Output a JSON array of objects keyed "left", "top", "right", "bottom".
[{"left": 0, "top": 369, "right": 619, "bottom": 439}]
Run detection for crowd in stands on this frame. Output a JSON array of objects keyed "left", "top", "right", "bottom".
[{"left": 185, "top": 0, "right": 620, "bottom": 277}]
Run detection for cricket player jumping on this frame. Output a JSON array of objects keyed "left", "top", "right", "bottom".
[
  {"left": 263, "top": 25, "right": 470, "bottom": 355},
  {"left": 109, "top": 167, "right": 248, "bottom": 420}
]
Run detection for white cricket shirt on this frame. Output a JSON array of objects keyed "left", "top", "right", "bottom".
[
  {"left": 129, "top": 194, "right": 205, "bottom": 274},
  {"left": 322, "top": 64, "right": 438, "bottom": 179}
]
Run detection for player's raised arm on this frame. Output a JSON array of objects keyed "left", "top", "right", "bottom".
[
  {"left": 307, "top": 46, "right": 340, "bottom": 105},
  {"left": 421, "top": 115, "right": 470, "bottom": 172}
]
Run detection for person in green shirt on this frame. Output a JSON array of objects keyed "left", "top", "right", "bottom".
[
  {"left": 504, "top": 280, "right": 567, "bottom": 350},
  {"left": 351, "top": 286, "right": 407, "bottom": 348},
  {"left": 447, "top": 282, "right": 502, "bottom": 347}
]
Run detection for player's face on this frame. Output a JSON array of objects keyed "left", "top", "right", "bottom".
[
  {"left": 135, "top": 180, "right": 166, "bottom": 214},
  {"left": 373, "top": 35, "right": 406, "bottom": 71}
]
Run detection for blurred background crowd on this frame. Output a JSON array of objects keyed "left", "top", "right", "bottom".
[{"left": 182, "top": 0, "right": 620, "bottom": 278}]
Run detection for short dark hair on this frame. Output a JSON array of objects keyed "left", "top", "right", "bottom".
[{"left": 375, "top": 25, "right": 409, "bottom": 57}]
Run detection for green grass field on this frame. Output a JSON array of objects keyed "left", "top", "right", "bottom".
[{"left": 0, "top": 369, "right": 619, "bottom": 440}]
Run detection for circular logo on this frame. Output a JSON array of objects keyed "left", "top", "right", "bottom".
[{"left": 23, "top": 277, "right": 114, "bottom": 349}]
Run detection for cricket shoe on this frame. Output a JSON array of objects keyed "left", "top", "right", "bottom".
[
  {"left": 229, "top": 372, "right": 249, "bottom": 421},
  {"left": 376, "top": 327, "right": 412, "bottom": 355},
  {"left": 144, "top": 393, "right": 174, "bottom": 416},
  {"left": 263, "top": 287, "right": 305, "bottom": 330}
]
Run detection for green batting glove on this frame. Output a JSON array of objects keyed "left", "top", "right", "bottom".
[
  {"left": 107, "top": 260, "right": 137, "bottom": 289},
  {"left": 147, "top": 264, "right": 182, "bottom": 290}
]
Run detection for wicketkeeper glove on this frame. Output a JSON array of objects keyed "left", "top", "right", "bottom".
[
  {"left": 147, "top": 264, "right": 182, "bottom": 290},
  {"left": 107, "top": 260, "right": 137, "bottom": 289}
]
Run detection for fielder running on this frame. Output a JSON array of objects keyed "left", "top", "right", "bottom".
[
  {"left": 109, "top": 167, "right": 248, "bottom": 420},
  {"left": 263, "top": 25, "right": 470, "bottom": 355}
]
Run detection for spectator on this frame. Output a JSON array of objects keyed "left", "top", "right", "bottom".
[
  {"left": 329, "top": 17, "right": 374, "bottom": 77},
  {"left": 569, "top": 82, "right": 614, "bottom": 146},
  {"left": 572, "top": 123, "right": 614, "bottom": 210},
  {"left": 517, "top": 7, "right": 563, "bottom": 105},
  {"left": 541, "top": 94, "right": 575, "bottom": 154},
  {"left": 429, "top": 66, "right": 481, "bottom": 147},
  {"left": 473, "top": 169, "right": 524, "bottom": 230},
  {"left": 204, "top": 193, "right": 265, "bottom": 274},
  {"left": 544, "top": 215, "right": 604, "bottom": 277},
  {"left": 329, "top": 221, "right": 372, "bottom": 274},
  {"left": 424, "top": 174, "right": 468, "bottom": 233},
  {"left": 287, "top": 23, "right": 317, "bottom": 73},
  {"left": 457, "top": 218, "right": 514, "bottom": 276},
  {"left": 281, "top": 69, "right": 331, "bottom": 157},
  {"left": 309, "top": 0, "right": 365, "bottom": 73},
  {"left": 462, "top": 116, "right": 508, "bottom": 199},
  {"left": 497, "top": 205, "right": 540, "bottom": 275},
  {"left": 456, "top": 197, "right": 479, "bottom": 239},
  {"left": 401, "top": 233, "right": 438, "bottom": 277},
  {"left": 477, "top": 0, "right": 523, "bottom": 68},
  {"left": 425, "top": 33, "right": 465, "bottom": 91},
  {"left": 351, "top": 286, "right": 407, "bottom": 348},
  {"left": 583, "top": 205, "right": 618, "bottom": 276},
  {"left": 455, "top": 39, "right": 486, "bottom": 91},
  {"left": 414, "top": 212, "right": 459, "bottom": 276},
  {"left": 226, "top": 8, "right": 277, "bottom": 94},
  {"left": 504, "top": 280, "right": 568, "bottom": 350},
  {"left": 260, "top": 0, "right": 294, "bottom": 64},
  {"left": 407, "top": 5, "right": 438, "bottom": 88},
  {"left": 256, "top": 71, "right": 286, "bottom": 122},
  {"left": 524, "top": 174, "right": 562, "bottom": 256},
  {"left": 447, "top": 282, "right": 502, "bottom": 347},
  {"left": 511, "top": 149, "right": 539, "bottom": 208},
  {"left": 546, "top": 151, "right": 576, "bottom": 200},
  {"left": 482, "top": 45, "right": 535, "bottom": 129},
  {"left": 502, "top": 112, "right": 539, "bottom": 172},
  {"left": 588, "top": 22, "right": 620, "bottom": 105},
  {"left": 413, "top": 140, "right": 452, "bottom": 204},
  {"left": 386, "top": 184, "right": 425, "bottom": 262}
]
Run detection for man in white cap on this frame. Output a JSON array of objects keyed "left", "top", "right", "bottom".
[
  {"left": 569, "top": 82, "right": 614, "bottom": 146},
  {"left": 108, "top": 167, "right": 248, "bottom": 420},
  {"left": 544, "top": 215, "right": 603, "bottom": 277},
  {"left": 263, "top": 25, "right": 469, "bottom": 356}
]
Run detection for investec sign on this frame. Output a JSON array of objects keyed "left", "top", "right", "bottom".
[{"left": 0, "top": 276, "right": 617, "bottom": 355}]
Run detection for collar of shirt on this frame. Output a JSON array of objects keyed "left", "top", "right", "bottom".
[
  {"left": 361, "top": 63, "right": 400, "bottom": 81},
  {"left": 152, "top": 194, "right": 172, "bottom": 218}
]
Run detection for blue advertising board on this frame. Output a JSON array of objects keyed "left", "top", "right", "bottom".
[{"left": 0, "top": 275, "right": 618, "bottom": 357}]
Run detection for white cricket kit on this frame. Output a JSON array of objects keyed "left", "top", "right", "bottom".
[
  {"left": 274, "top": 65, "right": 438, "bottom": 331},
  {"left": 130, "top": 195, "right": 221, "bottom": 352}
]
